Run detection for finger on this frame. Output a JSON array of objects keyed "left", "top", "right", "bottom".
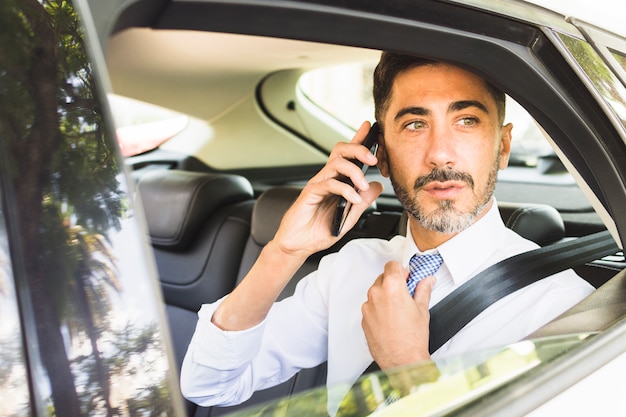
[
  {"left": 314, "top": 162, "right": 380, "bottom": 207},
  {"left": 336, "top": 123, "right": 379, "bottom": 161},
  {"left": 338, "top": 181, "right": 384, "bottom": 232},
  {"left": 413, "top": 275, "right": 436, "bottom": 305},
  {"left": 310, "top": 176, "right": 363, "bottom": 207},
  {"left": 366, "top": 273, "right": 385, "bottom": 295},
  {"left": 379, "top": 260, "right": 412, "bottom": 293},
  {"left": 357, "top": 181, "right": 384, "bottom": 206},
  {"left": 311, "top": 149, "right": 375, "bottom": 193},
  {"left": 332, "top": 135, "right": 377, "bottom": 164},
  {"left": 349, "top": 121, "right": 372, "bottom": 144},
  {"left": 312, "top": 121, "right": 379, "bottom": 186},
  {"left": 382, "top": 260, "right": 408, "bottom": 279},
  {"left": 331, "top": 155, "right": 374, "bottom": 191},
  {"left": 366, "top": 262, "right": 404, "bottom": 300}
]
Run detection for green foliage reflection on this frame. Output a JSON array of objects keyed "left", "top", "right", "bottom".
[
  {"left": 559, "top": 33, "right": 626, "bottom": 127},
  {"left": 0, "top": 0, "right": 174, "bottom": 415},
  {"left": 225, "top": 335, "right": 589, "bottom": 417}
]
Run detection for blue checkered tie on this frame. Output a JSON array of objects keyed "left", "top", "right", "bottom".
[{"left": 407, "top": 253, "right": 443, "bottom": 297}]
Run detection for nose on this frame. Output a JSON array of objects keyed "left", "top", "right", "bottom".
[{"left": 424, "top": 124, "right": 456, "bottom": 169}]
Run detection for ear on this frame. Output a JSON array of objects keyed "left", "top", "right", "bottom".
[
  {"left": 498, "top": 123, "right": 513, "bottom": 170},
  {"left": 376, "top": 133, "right": 390, "bottom": 178}
]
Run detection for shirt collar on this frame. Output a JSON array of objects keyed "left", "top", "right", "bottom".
[{"left": 402, "top": 199, "right": 506, "bottom": 285}]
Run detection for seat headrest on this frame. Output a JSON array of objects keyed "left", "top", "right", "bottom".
[
  {"left": 251, "top": 186, "right": 302, "bottom": 246},
  {"left": 137, "top": 169, "right": 253, "bottom": 250},
  {"left": 502, "top": 203, "right": 566, "bottom": 246}
]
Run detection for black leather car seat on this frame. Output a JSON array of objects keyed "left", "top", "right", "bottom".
[
  {"left": 498, "top": 202, "right": 566, "bottom": 246},
  {"left": 136, "top": 169, "right": 255, "bottom": 417}
]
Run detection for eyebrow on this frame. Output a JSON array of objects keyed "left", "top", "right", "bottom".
[
  {"left": 394, "top": 106, "right": 429, "bottom": 121},
  {"left": 449, "top": 100, "right": 489, "bottom": 115},
  {"left": 393, "top": 100, "right": 490, "bottom": 121}
]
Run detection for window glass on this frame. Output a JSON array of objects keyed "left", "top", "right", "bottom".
[
  {"left": 557, "top": 33, "right": 626, "bottom": 129},
  {"left": 299, "top": 63, "right": 376, "bottom": 130},
  {"left": 225, "top": 334, "right": 590, "bottom": 417},
  {"left": 0, "top": 0, "right": 183, "bottom": 414},
  {"left": 0, "top": 205, "right": 30, "bottom": 416},
  {"left": 611, "top": 50, "right": 626, "bottom": 72},
  {"left": 109, "top": 94, "right": 188, "bottom": 157},
  {"left": 299, "top": 64, "right": 556, "bottom": 168}
]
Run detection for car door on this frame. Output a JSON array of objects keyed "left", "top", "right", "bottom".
[{"left": 0, "top": 0, "right": 185, "bottom": 415}]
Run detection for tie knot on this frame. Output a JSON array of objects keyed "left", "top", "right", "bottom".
[{"left": 406, "top": 253, "right": 443, "bottom": 297}]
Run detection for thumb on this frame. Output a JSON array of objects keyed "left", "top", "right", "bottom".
[{"left": 413, "top": 275, "right": 436, "bottom": 306}]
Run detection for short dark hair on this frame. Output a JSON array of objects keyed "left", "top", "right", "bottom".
[{"left": 373, "top": 52, "right": 506, "bottom": 126}]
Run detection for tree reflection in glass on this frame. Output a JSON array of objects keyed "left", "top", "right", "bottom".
[{"left": 0, "top": 0, "right": 178, "bottom": 415}]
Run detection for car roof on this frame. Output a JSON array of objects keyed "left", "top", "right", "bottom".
[
  {"left": 106, "top": 29, "right": 380, "bottom": 121},
  {"left": 103, "top": 0, "right": 625, "bottom": 122}
]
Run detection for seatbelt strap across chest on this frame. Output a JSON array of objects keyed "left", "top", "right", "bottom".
[{"left": 428, "top": 230, "right": 619, "bottom": 353}]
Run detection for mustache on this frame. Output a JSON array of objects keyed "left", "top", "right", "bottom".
[{"left": 414, "top": 167, "right": 475, "bottom": 190}]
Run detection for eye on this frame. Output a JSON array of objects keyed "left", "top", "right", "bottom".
[
  {"left": 406, "top": 120, "right": 427, "bottom": 131},
  {"left": 456, "top": 117, "right": 479, "bottom": 127}
]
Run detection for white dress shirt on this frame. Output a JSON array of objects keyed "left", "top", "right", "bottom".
[{"left": 180, "top": 201, "right": 594, "bottom": 413}]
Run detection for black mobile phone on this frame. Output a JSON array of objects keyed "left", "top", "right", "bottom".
[{"left": 331, "top": 122, "right": 380, "bottom": 236}]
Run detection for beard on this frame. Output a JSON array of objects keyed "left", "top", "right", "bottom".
[{"left": 390, "top": 157, "right": 500, "bottom": 234}]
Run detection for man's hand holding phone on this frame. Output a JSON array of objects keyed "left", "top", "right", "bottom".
[
  {"left": 332, "top": 122, "right": 380, "bottom": 236},
  {"left": 272, "top": 122, "right": 383, "bottom": 259},
  {"left": 212, "top": 122, "right": 383, "bottom": 332}
]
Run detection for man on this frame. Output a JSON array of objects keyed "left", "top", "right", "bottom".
[{"left": 180, "top": 53, "right": 593, "bottom": 413}]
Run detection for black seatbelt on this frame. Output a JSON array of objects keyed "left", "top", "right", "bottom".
[{"left": 428, "top": 229, "right": 619, "bottom": 353}]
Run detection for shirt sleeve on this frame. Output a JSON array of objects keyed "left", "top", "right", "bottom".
[
  {"left": 179, "top": 297, "right": 264, "bottom": 406},
  {"left": 180, "top": 270, "right": 330, "bottom": 407}
]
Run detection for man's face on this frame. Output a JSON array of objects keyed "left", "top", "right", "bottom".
[{"left": 377, "top": 64, "right": 513, "bottom": 234}]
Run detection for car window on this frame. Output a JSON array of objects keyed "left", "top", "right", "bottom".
[
  {"left": 553, "top": 32, "right": 626, "bottom": 130},
  {"left": 295, "top": 62, "right": 603, "bottom": 219},
  {"left": 110, "top": 94, "right": 189, "bottom": 157},
  {"left": 299, "top": 63, "right": 376, "bottom": 130},
  {"left": 299, "top": 63, "right": 555, "bottom": 170},
  {"left": 610, "top": 50, "right": 626, "bottom": 70},
  {"left": 0, "top": 0, "right": 184, "bottom": 414},
  {"left": 108, "top": 30, "right": 603, "bottom": 229},
  {"left": 224, "top": 334, "right": 591, "bottom": 417},
  {"left": 109, "top": 45, "right": 593, "bottom": 215},
  {"left": 116, "top": 53, "right": 569, "bottom": 176},
  {"left": 0, "top": 203, "right": 30, "bottom": 416}
]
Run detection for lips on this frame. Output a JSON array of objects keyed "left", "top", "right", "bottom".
[
  {"left": 413, "top": 168, "right": 475, "bottom": 195},
  {"left": 422, "top": 181, "right": 466, "bottom": 198}
]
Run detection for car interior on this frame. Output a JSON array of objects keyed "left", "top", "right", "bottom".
[
  {"left": 91, "top": 1, "right": 626, "bottom": 415},
  {"left": 135, "top": 169, "right": 623, "bottom": 417}
]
